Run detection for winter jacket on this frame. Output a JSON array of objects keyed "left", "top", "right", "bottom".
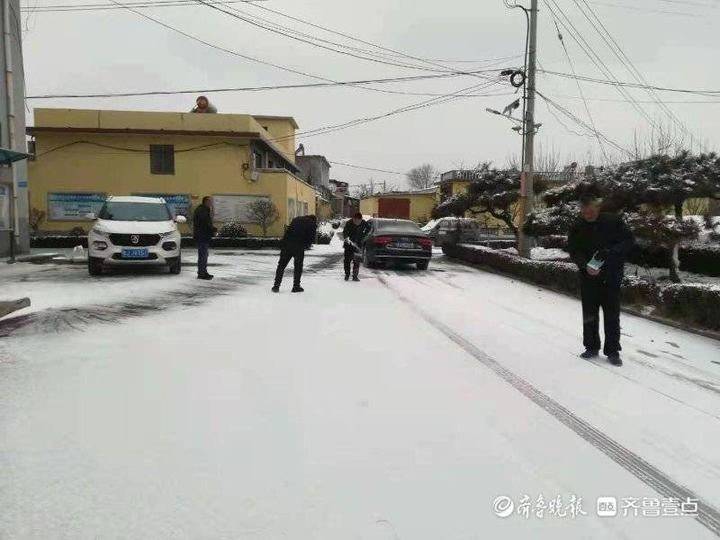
[
  {"left": 343, "top": 219, "right": 370, "bottom": 248},
  {"left": 567, "top": 213, "right": 635, "bottom": 286},
  {"left": 283, "top": 216, "right": 317, "bottom": 249},
  {"left": 193, "top": 205, "right": 216, "bottom": 243}
]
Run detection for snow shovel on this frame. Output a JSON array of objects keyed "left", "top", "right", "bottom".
[{"left": 345, "top": 239, "right": 363, "bottom": 262}]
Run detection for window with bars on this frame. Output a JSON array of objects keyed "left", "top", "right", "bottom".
[{"left": 150, "top": 145, "right": 175, "bottom": 175}]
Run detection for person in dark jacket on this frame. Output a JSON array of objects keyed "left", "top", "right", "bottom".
[
  {"left": 342, "top": 212, "right": 370, "bottom": 281},
  {"left": 272, "top": 215, "right": 317, "bottom": 293},
  {"left": 193, "top": 196, "right": 217, "bottom": 280},
  {"left": 567, "top": 194, "right": 635, "bottom": 366}
]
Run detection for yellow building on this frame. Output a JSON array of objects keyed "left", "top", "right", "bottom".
[
  {"left": 438, "top": 170, "right": 473, "bottom": 201},
  {"left": 438, "top": 170, "right": 510, "bottom": 231},
  {"left": 360, "top": 188, "right": 437, "bottom": 224},
  {"left": 28, "top": 108, "right": 319, "bottom": 237}
]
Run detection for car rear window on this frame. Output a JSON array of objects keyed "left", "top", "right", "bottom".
[
  {"left": 99, "top": 202, "right": 171, "bottom": 222},
  {"left": 375, "top": 220, "right": 423, "bottom": 234}
]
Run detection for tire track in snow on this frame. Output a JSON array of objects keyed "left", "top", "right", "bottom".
[
  {"left": 0, "top": 253, "right": 342, "bottom": 338},
  {"left": 377, "top": 274, "right": 720, "bottom": 537}
]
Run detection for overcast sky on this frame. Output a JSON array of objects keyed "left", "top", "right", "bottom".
[{"left": 20, "top": 0, "right": 720, "bottom": 188}]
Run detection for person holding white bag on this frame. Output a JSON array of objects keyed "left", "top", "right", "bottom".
[{"left": 568, "top": 194, "right": 635, "bottom": 366}]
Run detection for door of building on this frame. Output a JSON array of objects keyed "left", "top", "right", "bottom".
[{"left": 378, "top": 198, "right": 410, "bottom": 219}]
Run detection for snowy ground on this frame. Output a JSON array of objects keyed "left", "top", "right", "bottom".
[{"left": 1, "top": 239, "right": 720, "bottom": 539}]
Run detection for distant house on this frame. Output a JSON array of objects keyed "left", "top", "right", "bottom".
[
  {"left": 296, "top": 154, "right": 331, "bottom": 190},
  {"left": 329, "top": 179, "right": 359, "bottom": 218},
  {"left": 360, "top": 188, "right": 437, "bottom": 223},
  {"left": 437, "top": 169, "right": 478, "bottom": 203}
]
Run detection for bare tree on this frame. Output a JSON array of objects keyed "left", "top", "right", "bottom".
[
  {"left": 505, "top": 144, "right": 565, "bottom": 173},
  {"left": 353, "top": 183, "right": 376, "bottom": 199},
  {"left": 406, "top": 164, "right": 437, "bottom": 190},
  {"left": 352, "top": 181, "right": 397, "bottom": 199},
  {"left": 247, "top": 199, "right": 280, "bottom": 237}
]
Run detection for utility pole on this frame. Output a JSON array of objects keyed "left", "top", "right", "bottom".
[
  {"left": 517, "top": 0, "right": 538, "bottom": 258},
  {"left": 2, "top": 0, "right": 17, "bottom": 259}
]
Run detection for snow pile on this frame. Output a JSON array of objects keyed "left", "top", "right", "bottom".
[{"left": 499, "top": 246, "right": 570, "bottom": 261}]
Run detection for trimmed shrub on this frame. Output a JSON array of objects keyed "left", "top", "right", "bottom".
[
  {"left": 535, "top": 236, "right": 720, "bottom": 277},
  {"left": 444, "top": 244, "right": 720, "bottom": 332},
  {"left": 680, "top": 244, "right": 720, "bottom": 277},
  {"left": 657, "top": 284, "right": 720, "bottom": 330},
  {"left": 477, "top": 239, "right": 516, "bottom": 250},
  {"left": 217, "top": 221, "right": 248, "bottom": 238},
  {"left": 537, "top": 235, "right": 568, "bottom": 250},
  {"left": 316, "top": 231, "right": 334, "bottom": 245}
]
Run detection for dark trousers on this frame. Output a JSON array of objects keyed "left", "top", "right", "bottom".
[
  {"left": 581, "top": 276, "right": 621, "bottom": 355},
  {"left": 344, "top": 246, "right": 360, "bottom": 278},
  {"left": 274, "top": 244, "right": 305, "bottom": 288},
  {"left": 197, "top": 241, "right": 210, "bottom": 276}
]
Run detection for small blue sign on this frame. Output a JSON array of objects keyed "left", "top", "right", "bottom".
[{"left": 17, "top": 181, "right": 27, "bottom": 188}]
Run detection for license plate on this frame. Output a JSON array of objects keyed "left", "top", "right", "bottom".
[
  {"left": 122, "top": 248, "right": 149, "bottom": 259},
  {"left": 393, "top": 242, "right": 416, "bottom": 250}
]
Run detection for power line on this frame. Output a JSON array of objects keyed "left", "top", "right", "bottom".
[
  {"left": 537, "top": 91, "right": 632, "bottom": 157},
  {"left": 36, "top": 140, "right": 228, "bottom": 158},
  {"left": 573, "top": 0, "right": 700, "bottom": 148},
  {"left": 25, "top": 70, "right": 512, "bottom": 99},
  {"left": 22, "top": 0, "right": 262, "bottom": 12},
  {"left": 244, "top": 1, "right": 523, "bottom": 70},
  {"left": 542, "top": 0, "right": 661, "bottom": 133},
  {"left": 199, "top": 0, "right": 523, "bottom": 85},
  {"left": 193, "top": 0, "right": 456, "bottom": 74},
  {"left": 551, "top": 94, "right": 720, "bottom": 104},
  {"left": 550, "top": 17, "right": 609, "bottom": 162},
  {"left": 104, "top": 0, "right": 501, "bottom": 101},
  {"left": 328, "top": 161, "right": 405, "bottom": 175},
  {"left": 271, "top": 79, "right": 504, "bottom": 144},
  {"left": 541, "top": 69, "right": 720, "bottom": 96},
  {"left": 586, "top": 1, "right": 703, "bottom": 17}
]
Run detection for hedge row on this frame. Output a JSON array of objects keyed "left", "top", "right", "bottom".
[
  {"left": 443, "top": 243, "right": 720, "bottom": 332},
  {"left": 31, "top": 236, "right": 283, "bottom": 249},
  {"left": 537, "top": 236, "right": 720, "bottom": 277}
]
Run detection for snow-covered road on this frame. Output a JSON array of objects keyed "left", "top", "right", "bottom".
[{"left": 1, "top": 244, "right": 719, "bottom": 539}]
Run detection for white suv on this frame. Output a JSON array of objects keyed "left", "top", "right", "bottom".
[{"left": 87, "top": 196, "right": 186, "bottom": 275}]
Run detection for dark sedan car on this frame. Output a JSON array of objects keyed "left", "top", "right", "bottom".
[{"left": 361, "top": 218, "right": 433, "bottom": 270}]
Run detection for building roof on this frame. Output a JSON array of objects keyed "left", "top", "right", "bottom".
[
  {"left": 253, "top": 115, "right": 300, "bottom": 129},
  {"left": 296, "top": 154, "right": 331, "bottom": 168},
  {"left": 363, "top": 187, "right": 437, "bottom": 199},
  {"left": 28, "top": 108, "right": 300, "bottom": 172}
]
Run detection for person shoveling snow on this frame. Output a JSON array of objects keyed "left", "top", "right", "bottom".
[{"left": 342, "top": 212, "right": 370, "bottom": 282}]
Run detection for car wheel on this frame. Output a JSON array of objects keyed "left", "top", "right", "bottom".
[
  {"left": 417, "top": 261, "right": 429, "bottom": 270},
  {"left": 88, "top": 258, "right": 103, "bottom": 276},
  {"left": 169, "top": 256, "right": 182, "bottom": 275}
]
